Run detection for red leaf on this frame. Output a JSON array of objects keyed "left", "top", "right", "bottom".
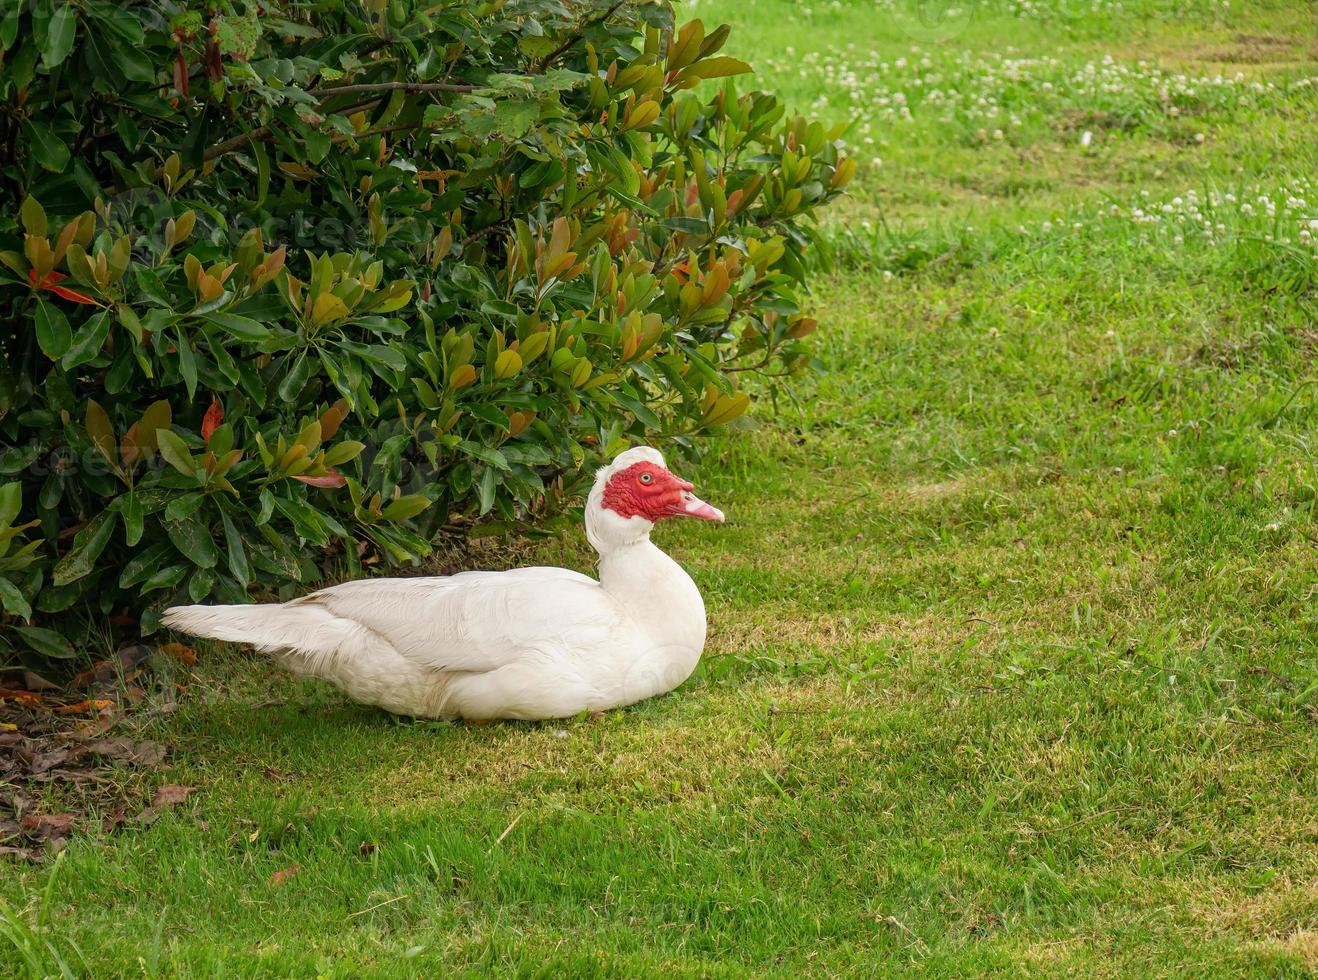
[
  {"left": 204, "top": 36, "right": 223, "bottom": 82},
  {"left": 47, "top": 283, "right": 99, "bottom": 305},
  {"left": 201, "top": 398, "right": 224, "bottom": 442},
  {"left": 292, "top": 470, "right": 346, "bottom": 488},
  {"left": 173, "top": 50, "right": 190, "bottom": 99},
  {"left": 29, "top": 268, "right": 98, "bottom": 305}
]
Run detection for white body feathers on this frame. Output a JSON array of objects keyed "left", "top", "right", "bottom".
[{"left": 161, "top": 448, "right": 714, "bottom": 720}]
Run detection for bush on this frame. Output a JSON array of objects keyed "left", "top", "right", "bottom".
[{"left": 0, "top": 0, "right": 850, "bottom": 664}]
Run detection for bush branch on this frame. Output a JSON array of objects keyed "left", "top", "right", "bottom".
[
  {"left": 539, "top": 1, "right": 626, "bottom": 71},
  {"left": 202, "top": 82, "right": 481, "bottom": 163}
]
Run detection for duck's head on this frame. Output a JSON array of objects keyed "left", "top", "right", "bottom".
[{"left": 585, "top": 446, "right": 723, "bottom": 553}]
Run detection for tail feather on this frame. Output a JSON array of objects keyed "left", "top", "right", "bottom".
[
  {"left": 161, "top": 601, "right": 344, "bottom": 657},
  {"left": 163, "top": 600, "right": 443, "bottom": 715}
]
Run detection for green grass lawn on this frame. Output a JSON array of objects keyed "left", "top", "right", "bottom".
[{"left": 4, "top": 1, "right": 1316, "bottom": 975}]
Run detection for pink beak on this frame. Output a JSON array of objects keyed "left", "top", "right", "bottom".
[{"left": 675, "top": 484, "right": 724, "bottom": 522}]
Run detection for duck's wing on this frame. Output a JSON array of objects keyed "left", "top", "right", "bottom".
[{"left": 298, "top": 566, "right": 620, "bottom": 673}]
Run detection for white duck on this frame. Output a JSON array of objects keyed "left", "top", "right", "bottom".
[{"left": 162, "top": 447, "right": 723, "bottom": 720}]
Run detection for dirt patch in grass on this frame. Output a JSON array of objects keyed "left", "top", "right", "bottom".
[
  {"left": 0, "top": 646, "right": 196, "bottom": 861},
  {"left": 0, "top": 720, "right": 172, "bottom": 862},
  {"left": 1204, "top": 33, "right": 1303, "bottom": 65}
]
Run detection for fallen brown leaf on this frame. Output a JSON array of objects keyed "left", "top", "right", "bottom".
[
  {"left": 152, "top": 784, "right": 197, "bottom": 807},
  {"left": 269, "top": 863, "right": 300, "bottom": 887},
  {"left": 2, "top": 688, "right": 179, "bottom": 860},
  {"left": 86, "top": 739, "right": 167, "bottom": 767},
  {"left": 28, "top": 748, "right": 76, "bottom": 774},
  {"left": 159, "top": 642, "right": 198, "bottom": 666},
  {"left": 116, "top": 644, "right": 155, "bottom": 671},
  {"left": 21, "top": 812, "right": 76, "bottom": 835},
  {"left": 21, "top": 670, "right": 59, "bottom": 692},
  {"left": 102, "top": 805, "right": 131, "bottom": 833}
]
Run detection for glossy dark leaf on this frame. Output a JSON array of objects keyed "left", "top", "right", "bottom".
[
  {"left": 16, "top": 626, "right": 78, "bottom": 659},
  {"left": 35, "top": 300, "right": 72, "bottom": 360},
  {"left": 166, "top": 515, "right": 219, "bottom": 570}
]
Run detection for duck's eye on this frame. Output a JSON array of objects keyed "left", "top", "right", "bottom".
[{"left": 639, "top": 472, "right": 654, "bottom": 485}]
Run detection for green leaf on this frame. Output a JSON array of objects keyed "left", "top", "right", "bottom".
[
  {"left": 15, "top": 625, "right": 77, "bottom": 659},
  {"left": 380, "top": 494, "right": 433, "bottom": 522},
  {"left": 176, "top": 327, "right": 197, "bottom": 401},
  {"left": 220, "top": 511, "right": 251, "bottom": 586},
  {"left": 164, "top": 492, "right": 206, "bottom": 522},
  {"left": 121, "top": 492, "right": 145, "bottom": 547},
  {"left": 118, "top": 542, "right": 171, "bottom": 589},
  {"left": 685, "top": 56, "right": 752, "bottom": 80},
  {"left": 323, "top": 440, "right": 365, "bottom": 466},
  {"left": 277, "top": 352, "right": 312, "bottom": 403},
  {"left": 19, "top": 197, "right": 47, "bottom": 237},
  {"left": 203, "top": 312, "right": 271, "bottom": 341},
  {"left": 494, "top": 100, "right": 539, "bottom": 139},
  {"left": 662, "top": 216, "right": 711, "bottom": 235},
  {"left": 35, "top": 300, "right": 72, "bottom": 360},
  {"left": 141, "top": 564, "right": 189, "bottom": 593},
  {"left": 187, "top": 566, "right": 215, "bottom": 602},
  {"left": 52, "top": 509, "right": 117, "bottom": 586},
  {"left": 0, "top": 577, "right": 32, "bottom": 620},
  {"left": 457, "top": 441, "right": 511, "bottom": 471},
  {"left": 0, "top": 482, "right": 21, "bottom": 527},
  {"left": 467, "top": 404, "right": 512, "bottom": 431},
  {"left": 62, "top": 311, "right": 112, "bottom": 369},
  {"left": 22, "top": 119, "right": 71, "bottom": 172},
  {"left": 155, "top": 428, "right": 198, "bottom": 479},
  {"left": 166, "top": 515, "right": 218, "bottom": 569},
  {"left": 41, "top": 4, "right": 77, "bottom": 69},
  {"left": 476, "top": 465, "right": 497, "bottom": 515},
  {"left": 0, "top": 4, "right": 20, "bottom": 48}
]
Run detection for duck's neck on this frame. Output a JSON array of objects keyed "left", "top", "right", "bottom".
[{"left": 597, "top": 538, "right": 707, "bottom": 654}]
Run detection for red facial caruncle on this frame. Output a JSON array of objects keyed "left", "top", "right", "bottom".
[{"left": 601, "top": 462, "right": 724, "bottom": 523}]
